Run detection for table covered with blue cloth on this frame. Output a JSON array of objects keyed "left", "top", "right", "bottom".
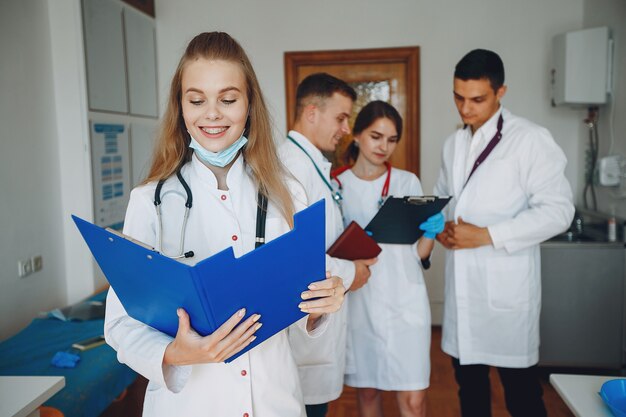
[{"left": 0, "top": 289, "right": 137, "bottom": 417}]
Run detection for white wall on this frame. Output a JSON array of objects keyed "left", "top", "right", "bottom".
[
  {"left": 2, "top": 0, "right": 618, "bottom": 339},
  {"left": 154, "top": 0, "right": 586, "bottom": 322},
  {"left": 0, "top": 0, "right": 68, "bottom": 338},
  {"left": 583, "top": 0, "right": 626, "bottom": 219},
  {"left": 0, "top": 0, "right": 94, "bottom": 340}
]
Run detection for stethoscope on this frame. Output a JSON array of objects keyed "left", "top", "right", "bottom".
[
  {"left": 287, "top": 135, "right": 343, "bottom": 206},
  {"left": 332, "top": 161, "right": 392, "bottom": 209},
  {"left": 153, "top": 168, "right": 268, "bottom": 259}
]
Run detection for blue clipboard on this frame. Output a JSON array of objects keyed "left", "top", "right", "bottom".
[{"left": 72, "top": 200, "right": 326, "bottom": 363}]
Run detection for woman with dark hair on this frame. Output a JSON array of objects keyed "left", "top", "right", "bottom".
[
  {"left": 104, "top": 32, "right": 345, "bottom": 417},
  {"left": 333, "top": 101, "right": 443, "bottom": 417}
]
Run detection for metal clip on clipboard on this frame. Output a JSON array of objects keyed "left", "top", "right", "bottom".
[{"left": 406, "top": 196, "right": 438, "bottom": 205}]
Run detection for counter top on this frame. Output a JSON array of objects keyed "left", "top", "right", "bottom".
[
  {"left": 0, "top": 376, "right": 65, "bottom": 417},
  {"left": 550, "top": 374, "right": 619, "bottom": 417},
  {"left": 541, "top": 240, "right": 625, "bottom": 248}
]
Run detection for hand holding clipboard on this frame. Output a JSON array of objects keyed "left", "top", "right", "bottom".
[{"left": 364, "top": 196, "right": 452, "bottom": 244}]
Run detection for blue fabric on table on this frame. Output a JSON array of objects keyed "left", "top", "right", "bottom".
[{"left": 0, "top": 290, "right": 137, "bottom": 417}]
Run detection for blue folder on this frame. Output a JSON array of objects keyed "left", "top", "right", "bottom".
[{"left": 72, "top": 200, "right": 325, "bottom": 363}]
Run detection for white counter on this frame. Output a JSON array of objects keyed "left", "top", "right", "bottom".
[
  {"left": 550, "top": 373, "right": 621, "bottom": 417},
  {"left": 0, "top": 376, "right": 65, "bottom": 417}
]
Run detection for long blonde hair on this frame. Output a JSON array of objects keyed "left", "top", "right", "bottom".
[{"left": 144, "top": 32, "right": 295, "bottom": 226}]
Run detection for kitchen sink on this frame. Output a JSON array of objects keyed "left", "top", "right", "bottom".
[{"left": 548, "top": 231, "right": 602, "bottom": 243}]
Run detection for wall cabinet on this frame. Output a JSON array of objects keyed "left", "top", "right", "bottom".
[{"left": 82, "top": 0, "right": 157, "bottom": 117}]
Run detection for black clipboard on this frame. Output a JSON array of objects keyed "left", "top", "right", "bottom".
[{"left": 364, "top": 196, "right": 452, "bottom": 244}]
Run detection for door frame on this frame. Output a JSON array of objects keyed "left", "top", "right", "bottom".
[{"left": 284, "top": 46, "right": 420, "bottom": 174}]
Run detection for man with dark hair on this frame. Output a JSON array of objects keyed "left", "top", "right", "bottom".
[
  {"left": 280, "top": 72, "right": 377, "bottom": 417},
  {"left": 434, "top": 49, "right": 574, "bottom": 417}
]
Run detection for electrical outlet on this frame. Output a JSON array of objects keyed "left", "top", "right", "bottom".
[
  {"left": 18, "top": 259, "right": 33, "bottom": 278},
  {"left": 32, "top": 255, "right": 43, "bottom": 272}
]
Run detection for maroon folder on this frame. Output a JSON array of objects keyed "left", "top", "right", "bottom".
[{"left": 327, "top": 221, "right": 382, "bottom": 260}]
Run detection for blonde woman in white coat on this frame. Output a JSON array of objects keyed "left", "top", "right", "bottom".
[
  {"left": 104, "top": 32, "right": 346, "bottom": 417},
  {"left": 333, "top": 101, "right": 444, "bottom": 417}
]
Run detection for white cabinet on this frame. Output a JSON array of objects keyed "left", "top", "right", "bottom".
[
  {"left": 124, "top": 6, "right": 158, "bottom": 117},
  {"left": 82, "top": 0, "right": 127, "bottom": 113},
  {"left": 82, "top": 0, "right": 157, "bottom": 116}
]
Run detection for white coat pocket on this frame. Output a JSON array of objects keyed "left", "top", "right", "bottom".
[{"left": 486, "top": 254, "right": 532, "bottom": 311}]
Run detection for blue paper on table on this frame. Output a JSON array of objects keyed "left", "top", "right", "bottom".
[
  {"left": 600, "top": 379, "right": 626, "bottom": 417},
  {"left": 72, "top": 200, "right": 325, "bottom": 363}
]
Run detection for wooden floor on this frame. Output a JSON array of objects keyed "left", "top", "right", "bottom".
[{"left": 327, "top": 326, "right": 575, "bottom": 417}]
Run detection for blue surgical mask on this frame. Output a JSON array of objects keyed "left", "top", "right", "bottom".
[{"left": 188, "top": 133, "right": 248, "bottom": 168}]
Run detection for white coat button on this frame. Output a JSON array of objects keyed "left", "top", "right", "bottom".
[
  {"left": 243, "top": 414, "right": 249, "bottom": 417},
  {"left": 232, "top": 235, "right": 238, "bottom": 241},
  {"left": 221, "top": 195, "right": 227, "bottom": 201},
  {"left": 241, "top": 370, "right": 247, "bottom": 376}
]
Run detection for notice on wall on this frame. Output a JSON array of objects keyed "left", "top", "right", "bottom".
[{"left": 90, "top": 122, "right": 131, "bottom": 230}]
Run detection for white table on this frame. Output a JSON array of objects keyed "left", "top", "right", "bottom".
[
  {"left": 550, "top": 373, "right": 622, "bottom": 417},
  {"left": 0, "top": 376, "right": 65, "bottom": 417}
]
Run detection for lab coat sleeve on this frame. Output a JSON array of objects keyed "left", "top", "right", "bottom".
[
  {"left": 487, "top": 129, "right": 575, "bottom": 253},
  {"left": 433, "top": 145, "right": 451, "bottom": 215},
  {"left": 105, "top": 288, "right": 191, "bottom": 393},
  {"left": 326, "top": 255, "right": 356, "bottom": 290},
  {"left": 103, "top": 187, "right": 191, "bottom": 393},
  {"left": 291, "top": 313, "right": 331, "bottom": 337}
]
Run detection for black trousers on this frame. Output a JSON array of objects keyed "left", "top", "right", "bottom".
[
  {"left": 305, "top": 403, "right": 328, "bottom": 417},
  {"left": 451, "top": 357, "right": 547, "bottom": 417}
]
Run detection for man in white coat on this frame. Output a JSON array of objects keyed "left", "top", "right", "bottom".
[
  {"left": 434, "top": 49, "right": 574, "bottom": 417},
  {"left": 280, "top": 72, "right": 377, "bottom": 417}
]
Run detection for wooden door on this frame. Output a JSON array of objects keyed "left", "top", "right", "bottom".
[{"left": 284, "top": 47, "right": 420, "bottom": 175}]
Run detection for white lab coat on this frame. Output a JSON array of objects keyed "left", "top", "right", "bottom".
[
  {"left": 434, "top": 107, "right": 574, "bottom": 368},
  {"left": 338, "top": 168, "right": 431, "bottom": 390},
  {"left": 278, "top": 131, "right": 356, "bottom": 404},
  {"left": 104, "top": 153, "right": 322, "bottom": 417}
]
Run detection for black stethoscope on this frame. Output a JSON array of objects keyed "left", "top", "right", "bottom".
[{"left": 153, "top": 168, "right": 268, "bottom": 259}]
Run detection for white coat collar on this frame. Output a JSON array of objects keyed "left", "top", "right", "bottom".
[
  {"left": 287, "top": 130, "right": 329, "bottom": 169},
  {"left": 467, "top": 105, "right": 504, "bottom": 142},
  {"left": 190, "top": 151, "right": 246, "bottom": 190}
]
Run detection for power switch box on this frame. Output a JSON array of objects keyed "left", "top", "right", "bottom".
[
  {"left": 18, "top": 259, "right": 33, "bottom": 278},
  {"left": 32, "top": 255, "right": 43, "bottom": 272},
  {"left": 599, "top": 155, "right": 621, "bottom": 186}
]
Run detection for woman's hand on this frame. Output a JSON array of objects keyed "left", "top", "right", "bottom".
[
  {"left": 299, "top": 272, "right": 346, "bottom": 329},
  {"left": 419, "top": 212, "right": 445, "bottom": 239},
  {"left": 163, "top": 307, "right": 261, "bottom": 366}
]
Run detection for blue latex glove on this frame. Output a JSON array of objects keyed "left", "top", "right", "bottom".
[
  {"left": 51, "top": 351, "right": 81, "bottom": 368},
  {"left": 419, "top": 212, "right": 445, "bottom": 239}
]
